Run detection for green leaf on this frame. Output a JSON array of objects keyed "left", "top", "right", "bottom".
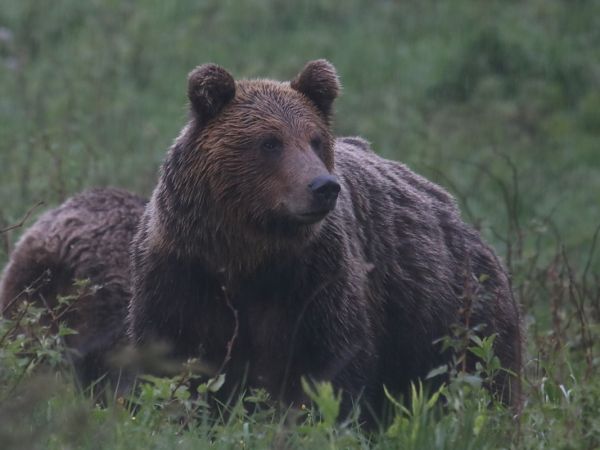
[
  {"left": 206, "top": 373, "right": 226, "bottom": 392},
  {"left": 57, "top": 325, "right": 78, "bottom": 337},
  {"left": 301, "top": 378, "right": 341, "bottom": 427},
  {"left": 426, "top": 364, "right": 448, "bottom": 380}
]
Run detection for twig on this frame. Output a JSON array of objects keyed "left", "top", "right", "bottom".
[
  {"left": 422, "top": 164, "right": 478, "bottom": 225},
  {"left": 491, "top": 148, "right": 523, "bottom": 259},
  {"left": 582, "top": 222, "right": 600, "bottom": 299},
  {"left": 461, "top": 256, "right": 475, "bottom": 374},
  {"left": 213, "top": 283, "right": 239, "bottom": 380},
  {"left": 0, "top": 302, "right": 31, "bottom": 348},
  {"left": 561, "top": 246, "right": 594, "bottom": 379},
  {"left": 1, "top": 270, "right": 50, "bottom": 315},
  {"left": 0, "top": 201, "right": 44, "bottom": 235}
]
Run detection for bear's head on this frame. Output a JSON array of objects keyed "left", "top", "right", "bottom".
[
  {"left": 175, "top": 60, "right": 341, "bottom": 233},
  {"left": 155, "top": 60, "right": 342, "bottom": 270}
]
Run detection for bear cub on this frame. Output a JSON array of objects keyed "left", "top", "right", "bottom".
[{"left": 0, "top": 188, "right": 145, "bottom": 388}]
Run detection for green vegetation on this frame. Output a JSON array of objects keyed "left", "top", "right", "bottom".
[{"left": 1, "top": 0, "right": 599, "bottom": 448}]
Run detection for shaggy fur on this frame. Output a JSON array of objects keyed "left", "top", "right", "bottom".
[
  {"left": 0, "top": 60, "right": 521, "bottom": 420},
  {"left": 127, "top": 60, "right": 522, "bottom": 420},
  {"left": 0, "top": 188, "right": 146, "bottom": 387}
]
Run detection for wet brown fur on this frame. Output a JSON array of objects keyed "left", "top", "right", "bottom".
[
  {"left": 0, "top": 188, "right": 146, "bottom": 388},
  {"left": 149, "top": 69, "right": 336, "bottom": 277},
  {"left": 128, "top": 60, "right": 523, "bottom": 422},
  {"left": 0, "top": 60, "right": 521, "bottom": 422}
]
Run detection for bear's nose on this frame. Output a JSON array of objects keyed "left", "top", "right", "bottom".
[{"left": 309, "top": 175, "right": 341, "bottom": 205}]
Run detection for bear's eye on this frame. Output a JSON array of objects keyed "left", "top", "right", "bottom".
[
  {"left": 260, "top": 136, "right": 283, "bottom": 155},
  {"left": 310, "top": 136, "right": 323, "bottom": 154}
]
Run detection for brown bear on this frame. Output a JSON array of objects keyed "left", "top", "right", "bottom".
[
  {"left": 0, "top": 188, "right": 145, "bottom": 389},
  {"left": 127, "top": 60, "right": 522, "bottom": 420}
]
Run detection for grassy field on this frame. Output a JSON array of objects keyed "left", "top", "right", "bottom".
[{"left": 1, "top": 0, "right": 599, "bottom": 448}]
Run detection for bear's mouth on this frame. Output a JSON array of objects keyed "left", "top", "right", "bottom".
[{"left": 295, "top": 209, "right": 331, "bottom": 224}]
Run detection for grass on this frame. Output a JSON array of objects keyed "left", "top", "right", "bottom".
[{"left": 1, "top": 0, "right": 599, "bottom": 448}]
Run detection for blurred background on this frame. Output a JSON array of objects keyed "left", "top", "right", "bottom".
[
  {"left": 1, "top": 2, "right": 600, "bottom": 446},
  {"left": 1, "top": 0, "right": 599, "bottom": 317}
]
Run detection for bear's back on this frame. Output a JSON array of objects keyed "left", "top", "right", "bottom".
[
  {"left": 335, "top": 137, "right": 458, "bottom": 215},
  {"left": 333, "top": 137, "right": 464, "bottom": 280},
  {"left": 332, "top": 138, "right": 520, "bottom": 402}
]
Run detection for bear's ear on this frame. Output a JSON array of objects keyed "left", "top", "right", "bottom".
[
  {"left": 187, "top": 64, "right": 236, "bottom": 126},
  {"left": 290, "top": 59, "right": 341, "bottom": 121}
]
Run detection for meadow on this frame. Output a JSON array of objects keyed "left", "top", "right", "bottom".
[{"left": 1, "top": 0, "right": 599, "bottom": 448}]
